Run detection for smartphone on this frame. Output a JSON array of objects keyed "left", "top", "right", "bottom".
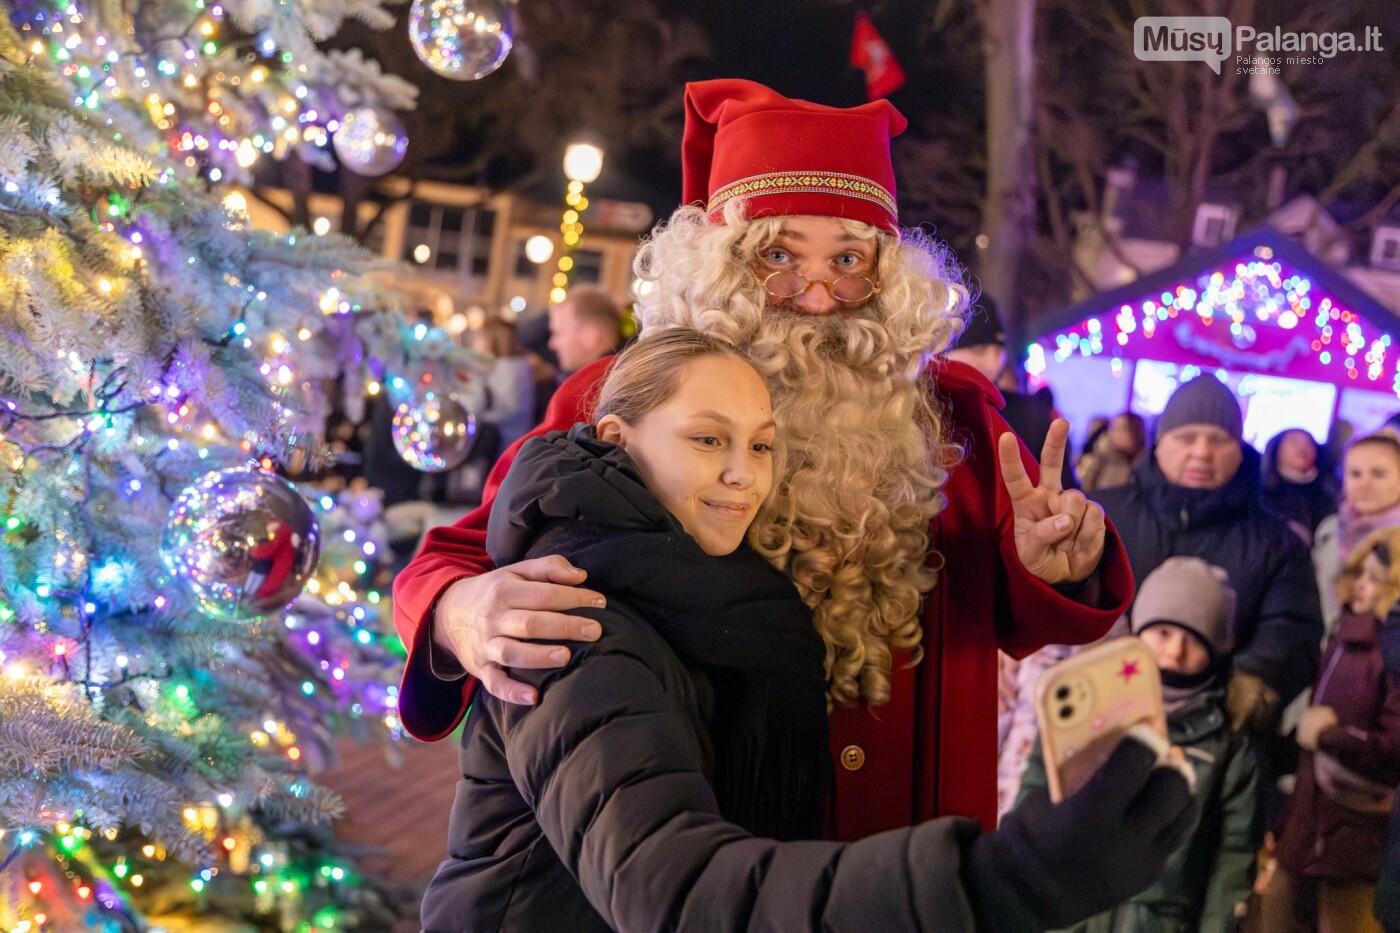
[{"left": 1035, "top": 637, "right": 1167, "bottom": 803}]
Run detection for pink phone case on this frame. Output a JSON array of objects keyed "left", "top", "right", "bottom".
[{"left": 1035, "top": 637, "right": 1168, "bottom": 803}]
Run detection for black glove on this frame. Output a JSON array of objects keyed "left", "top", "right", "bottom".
[{"left": 961, "top": 729, "right": 1198, "bottom": 932}]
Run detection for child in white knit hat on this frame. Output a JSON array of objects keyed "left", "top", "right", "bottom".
[{"left": 1020, "top": 556, "right": 1261, "bottom": 933}]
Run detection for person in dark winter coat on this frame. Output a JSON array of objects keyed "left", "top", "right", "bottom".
[
  {"left": 1023, "top": 557, "right": 1261, "bottom": 933},
  {"left": 1096, "top": 375, "right": 1324, "bottom": 733},
  {"left": 421, "top": 330, "right": 1199, "bottom": 933},
  {"left": 1262, "top": 428, "right": 1337, "bottom": 545},
  {"left": 1262, "top": 526, "right": 1400, "bottom": 933},
  {"left": 947, "top": 295, "right": 1078, "bottom": 490}
]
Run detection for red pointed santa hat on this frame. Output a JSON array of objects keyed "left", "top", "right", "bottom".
[{"left": 682, "top": 79, "right": 907, "bottom": 235}]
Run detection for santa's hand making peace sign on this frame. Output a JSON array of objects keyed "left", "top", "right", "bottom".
[{"left": 999, "top": 418, "right": 1107, "bottom": 585}]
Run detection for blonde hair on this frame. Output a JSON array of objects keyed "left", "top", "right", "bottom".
[
  {"left": 633, "top": 202, "right": 966, "bottom": 362},
  {"left": 592, "top": 328, "right": 786, "bottom": 545},
  {"left": 632, "top": 203, "right": 968, "bottom": 706},
  {"left": 1337, "top": 526, "right": 1400, "bottom": 618},
  {"left": 593, "top": 328, "right": 749, "bottom": 425}
]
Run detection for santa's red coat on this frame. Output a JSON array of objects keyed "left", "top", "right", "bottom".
[
  {"left": 247, "top": 518, "right": 297, "bottom": 602},
  {"left": 391, "top": 357, "right": 1133, "bottom": 832}
]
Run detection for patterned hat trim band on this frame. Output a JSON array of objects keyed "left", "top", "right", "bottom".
[{"left": 707, "top": 170, "right": 897, "bottom": 220}]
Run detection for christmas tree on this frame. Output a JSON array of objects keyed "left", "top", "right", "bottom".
[{"left": 0, "top": 0, "right": 483, "bottom": 927}]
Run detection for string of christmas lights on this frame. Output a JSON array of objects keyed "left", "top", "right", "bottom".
[
  {"left": 1027, "top": 244, "right": 1399, "bottom": 397},
  {"left": 0, "top": 0, "right": 481, "bottom": 926}
]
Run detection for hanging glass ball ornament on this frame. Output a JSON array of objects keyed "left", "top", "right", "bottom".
[
  {"left": 407, "top": 0, "right": 513, "bottom": 81},
  {"left": 391, "top": 393, "right": 475, "bottom": 471},
  {"left": 332, "top": 107, "right": 408, "bottom": 177},
  {"left": 161, "top": 466, "right": 321, "bottom": 621}
]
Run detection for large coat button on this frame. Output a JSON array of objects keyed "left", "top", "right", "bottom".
[{"left": 839, "top": 745, "right": 866, "bottom": 771}]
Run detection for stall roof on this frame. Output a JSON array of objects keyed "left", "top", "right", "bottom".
[{"left": 1035, "top": 228, "right": 1400, "bottom": 340}]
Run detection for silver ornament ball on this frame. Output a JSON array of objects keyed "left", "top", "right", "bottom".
[
  {"left": 407, "top": 0, "right": 513, "bottom": 81},
  {"left": 161, "top": 467, "right": 321, "bottom": 621},
  {"left": 332, "top": 107, "right": 408, "bottom": 177},
  {"left": 391, "top": 393, "right": 475, "bottom": 472}
]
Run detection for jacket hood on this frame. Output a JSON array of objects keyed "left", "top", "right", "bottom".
[{"left": 487, "top": 423, "right": 683, "bottom": 566}]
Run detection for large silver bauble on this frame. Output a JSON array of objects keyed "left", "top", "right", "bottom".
[
  {"left": 160, "top": 467, "right": 321, "bottom": 621},
  {"left": 407, "top": 0, "right": 513, "bottom": 81}
]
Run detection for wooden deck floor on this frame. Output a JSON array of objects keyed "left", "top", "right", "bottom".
[{"left": 318, "top": 734, "right": 462, "bottom": 930}]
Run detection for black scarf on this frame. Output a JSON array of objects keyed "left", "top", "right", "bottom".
[
  {"left": 1138, "top": 442, "right": 1263, "bottom": 533},
  {"left": 1159, "top": 659, "right": 1229, "bottom": 714},
  {"left": 487, "top": 425, "right": 829, "bottom": 840}
]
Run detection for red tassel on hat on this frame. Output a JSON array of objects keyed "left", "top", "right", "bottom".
[
  {"left": 681, "top": 78, "right": 907, "bottom": 235},
  {"left": 849, "top": 12, "right": 906, "bottom": 101}
]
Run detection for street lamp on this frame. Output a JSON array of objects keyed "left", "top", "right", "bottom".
[
  {"left": 524, "top": 235, "right": 554, "bottom": 264},
  {"left": 552, "top": 142, "right": 605, "bottom": 304},
  {"left": 563, "top": 143, "right": 604, "bottom": 184}
]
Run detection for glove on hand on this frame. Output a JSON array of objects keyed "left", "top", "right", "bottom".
[
  {"left": 962, "top": 726, "right": 1198, "bottom": 933},
  {"left": 1226, "top": 670, "right": 1280, "bottom": 733}
]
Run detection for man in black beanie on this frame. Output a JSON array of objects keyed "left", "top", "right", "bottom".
[
  {"left": 1096, "top": 375, "right": 1323, "bottom": 736},
  {"left": 1152, "top": 375, "right": 1245, "bottom": 488},
  {"left": 946, "top": 297, "right": 1077, "bottom": 489}
]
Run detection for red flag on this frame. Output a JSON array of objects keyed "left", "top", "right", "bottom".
[{"left": 849, "top": 11, "right": 906, "bottom": 101}]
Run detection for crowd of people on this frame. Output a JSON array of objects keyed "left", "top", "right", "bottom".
[
  {"left": 996, "top": 376, "right": 1400, "bottom": 932},
  {"left": 334, "top": 285, "right": 630, "bottom": 517},
  {"left": 384, "top": 77, "right": 1400, "bottom": 932}
]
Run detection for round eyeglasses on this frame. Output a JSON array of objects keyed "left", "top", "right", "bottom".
[{"left": 754, "top": 269, "right": 881, "bottom": 304}]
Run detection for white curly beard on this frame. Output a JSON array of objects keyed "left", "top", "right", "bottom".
[{"left": 738, "top": 305, "right": 949, "bottom": 705}]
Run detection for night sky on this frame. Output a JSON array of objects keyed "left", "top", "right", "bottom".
[
  {"left": 321, "top": 0, "right": 1400, "bottom": 248},
  {"left": 323, "top": 1, "right": 927, "bottom": 217}
]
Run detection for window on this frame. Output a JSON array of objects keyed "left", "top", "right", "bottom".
[
  {"left": 1191, "top": 204, "right": 1237, "bottom": 248},
  {"left": 570, "top": 248, "right": 604, "bottom": 285},
  {"left": 1371, "top": 229, "right": 1400, "bottom": 270},
  {"left": 402, "top": 201, "right": 496, "bottom": 285},
  {"left": 361, "top": 217, "right": 387, "bottom": 256}
]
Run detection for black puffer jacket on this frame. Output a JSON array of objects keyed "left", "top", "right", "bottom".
[
  {"left": 1096, "top": 445, "right": 1323, "bottom": 705},
  {"left": 419, "top": 425, "right": 983, "bottom": 933}
]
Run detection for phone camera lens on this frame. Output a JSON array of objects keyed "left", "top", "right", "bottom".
[
  {"left": 1055, "top": 685, "right": 1070, "bottom": 700},
  {"left": 1058, "top": 705, "right": 1073, "bottom": 720}
]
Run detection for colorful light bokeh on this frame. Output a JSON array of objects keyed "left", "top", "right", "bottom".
[{"left": 1028, "top": 244, "right": 1400, "bottom": 398}]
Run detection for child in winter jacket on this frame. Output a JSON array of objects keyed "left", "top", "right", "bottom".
[
  {"left": 1262, "top": 526, "right": 1400, "bottom": 933},
  {"left": 1020, "top": 556, "right": 1261, "bottom": 933}
]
